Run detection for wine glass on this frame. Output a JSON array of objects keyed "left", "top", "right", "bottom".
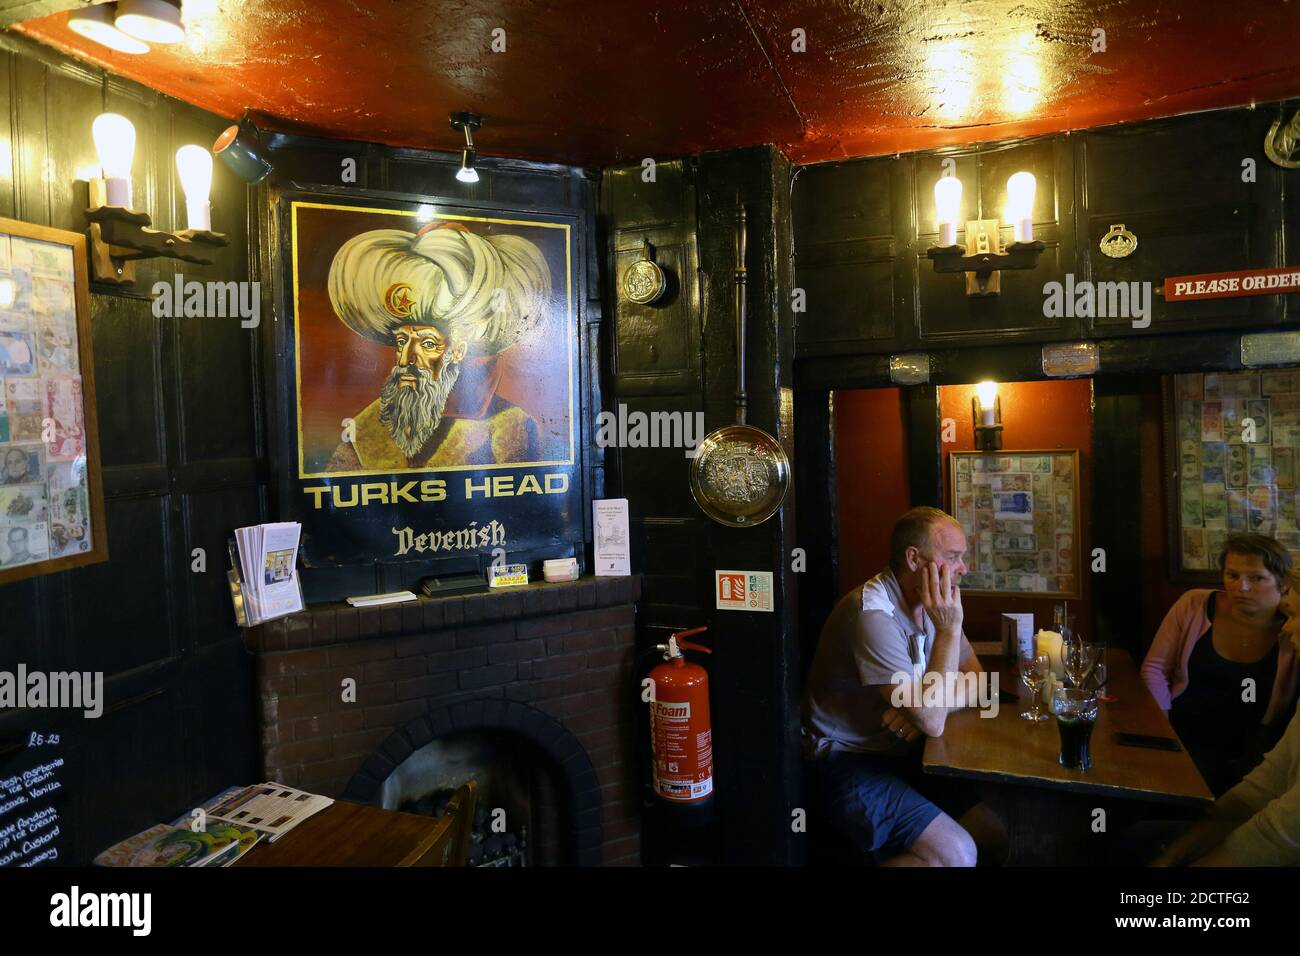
[
  {"left": 1063, "top": 640, "right": 1099, "bottom": 688},
  {"left": 1019, "top": 652, "right": 1051, "bottom": 721},
  {"left": 1088, "top": 655, "right": 1108, "bottom": 697}
]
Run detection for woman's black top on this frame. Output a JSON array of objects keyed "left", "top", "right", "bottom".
[{"left": 1169, "top": 593, "right": 1283, "bottom": 796}]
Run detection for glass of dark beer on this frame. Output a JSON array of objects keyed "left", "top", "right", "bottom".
[{"left": 1051, "top": 687, "right": 1099, "bottom": 770}]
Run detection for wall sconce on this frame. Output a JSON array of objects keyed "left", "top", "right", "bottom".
[
  {"left": 84, "top": 113, "right": 227, "bottom": 285},
  {"left": 451, "top": 111, "right": 482, "bottom": 184},
  {"left": 928, "top": 171, "right": 1045, "bottom": 296},
  {"left": 972, "top": 380, "right": 1003, "bottom": 450}
]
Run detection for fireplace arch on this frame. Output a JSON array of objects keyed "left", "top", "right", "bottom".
[{"left": 343, "top": 699, "right": 604, "bottom": 865}]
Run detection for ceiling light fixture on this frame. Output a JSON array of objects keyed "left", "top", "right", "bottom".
[
  {"left": 67, "top": 4, "right": 150, "bottom": 54},
  {"left": 450, "top": 111, "right": 482, "bottom": 184},
  {"left": 115, "top": 0, "right": 185, "bottom": 45}
]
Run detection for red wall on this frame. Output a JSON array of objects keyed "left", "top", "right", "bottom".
[
  {"left": 937, "top": 380, "right": 1095, "bottom": 642},
  {"left": 834, "top": 387, "right": 910, "bottom": 596}
]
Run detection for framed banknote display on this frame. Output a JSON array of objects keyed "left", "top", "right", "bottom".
[
  {"left": 0, "top": 217, "right": 107, "bottom": 585},
  {"left": 948, "top": 449, "right": 1082, "bottom": 598},
  {"left": 1165, "top": 370, "right": 1300, "bottom": 582}
]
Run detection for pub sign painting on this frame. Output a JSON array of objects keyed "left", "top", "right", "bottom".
[{"left": 283, "top": 197, "right": 581, "bottom": 569}]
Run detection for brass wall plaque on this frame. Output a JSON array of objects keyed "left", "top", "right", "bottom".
[
  {"left": 1241, "top": 332, "right": 1300, "bottom": 367},
  {"left": 889, "top": 353, "right": 931, "bottom": 385},
  {"left": 1042, "top": 342, "right": 1100, "bottom": 377}
]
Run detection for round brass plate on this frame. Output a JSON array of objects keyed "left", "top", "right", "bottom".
[
  {"left": 689, "top": 425, "right": 791, "bottom": 527},
  {"left": 622, "top": 258, "right": 666, "bottom": 305}
]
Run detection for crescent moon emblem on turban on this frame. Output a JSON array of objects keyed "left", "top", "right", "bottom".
[{"left": 383, "top": 282, "right": 415, "bottom": 319}]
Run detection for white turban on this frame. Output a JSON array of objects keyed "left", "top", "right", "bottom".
[{"left": 327, "top": 225, "right": 551, "bottom": 355}]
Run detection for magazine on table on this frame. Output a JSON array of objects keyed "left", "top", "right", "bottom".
[{"left": 204, "top": 782, "right": 334, "bottom": 843}]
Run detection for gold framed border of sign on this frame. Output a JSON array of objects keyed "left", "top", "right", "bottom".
[
  {"left": 947, "top": 448, "right": 1082, "bottom": 599},
  {"left": 287, "top": 200, "right": 577, "bottom": 479},
  {"left": 0, "top": 216, "right": 109, "bottom": 586}
]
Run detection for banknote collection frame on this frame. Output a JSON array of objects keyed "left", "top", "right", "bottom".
[
  {"left": 0, "top": 217, "right": 107, "bottom": 585},
  {"left": 1164, "top": 370, "right": 1300, "bottom": 583},
  {"left": 947, "top": 448, "right": 1082, "bottom": 598}
]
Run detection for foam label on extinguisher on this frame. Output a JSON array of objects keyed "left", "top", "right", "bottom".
[{"left": 651, "top": 700, "right": 714, "bottom": 801}]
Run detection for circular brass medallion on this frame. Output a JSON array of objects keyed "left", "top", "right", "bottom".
[
  {"left": 622, "top": 258, "right": 666, "bottom": 305},
  {"left": 689, "top": 425, "right": 791, "bottom": 527}
]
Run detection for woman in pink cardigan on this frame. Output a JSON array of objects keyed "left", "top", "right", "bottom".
[{"left": 1142, "top": 533, "right": 1299, "bottom": 795}]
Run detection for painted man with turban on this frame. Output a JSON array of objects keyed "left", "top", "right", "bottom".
[{"left": 324, "top": 222, "right": 551, "bottom": 472}]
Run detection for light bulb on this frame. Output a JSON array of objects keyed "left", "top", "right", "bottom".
[
  {"left": 92, "top": 113, "right": 136, "bottom": 207},
  {"left": 457, "top": 147, "right": 479, "bottom": 184},
  {"left": 67, "top": 5, "right": 150, "bottom": 54},
  {"left": 975, "top": 381, "right": 999, "bottom": 426},
  {"left": 176, "top": 144, "right": 213, "bottom": 231},
  {"left": 1006, "top": 171, "right": 1036, "bottom": 242},
  {"left": 934, "top": 176, "right": 962, "bottom": 246},
  {"left": 115, "top": 0, "right": 185, "bottom": 44}
]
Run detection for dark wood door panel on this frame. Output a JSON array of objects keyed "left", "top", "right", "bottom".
[
  {"left": 181, "top": 485, "right": 264, "bottom": 647},
  {"left": 66, "top": 495, "right": 174, "bottom": 675},
  {"left": 90, "top": 296, "right": 165, "bottom": 469}
]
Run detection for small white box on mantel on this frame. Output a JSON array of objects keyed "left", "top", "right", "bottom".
[{"left": 1001, "top": 613, "right": 1035, "bottom": 658}]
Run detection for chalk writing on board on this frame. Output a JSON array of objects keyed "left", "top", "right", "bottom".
[{"left": 0, "top": 733, "right": 64, "bottom": 866}]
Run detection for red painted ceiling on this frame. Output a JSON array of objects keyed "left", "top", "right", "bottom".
[{"left": 13, "top": 0, "right": 1300, "bottom": 166}]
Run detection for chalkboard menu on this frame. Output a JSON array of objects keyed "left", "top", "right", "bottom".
[
  {"left": 0, "top": 731, "right": 66, "bottom": 866},
  {"left": 1167, "top": 370, "right": 1300, "bottom": 580}
]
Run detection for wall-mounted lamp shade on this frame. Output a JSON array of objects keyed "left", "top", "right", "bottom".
[
  {"left": 67, "top": 5, "right": 150, "bottom": 54},
  {"left": 213, "top": 121, "right": 273, "bottom": 183},
  {"left": 115, "top": 0, "right": 184, "bottom": 44},
  {"left": 456, "top": 146, "right": 479, "bottom": 184},
  {"left": 1006, "top": 171, "right": 1036, "bottom": 242},
  {"left": 92, "top": 112, "right": 136, "bottom": 207},
  {"left": 176, "top": 145, "right": 213, "bottom": 231},
  {"left": 0, "top": 277, "right": 16, "bottom": 309},
  {"left": 975, "top": 380, "right": 999, "bottom": 429},
  {"left": 934, "top": 176, "right": 962, "bottom": 247}
]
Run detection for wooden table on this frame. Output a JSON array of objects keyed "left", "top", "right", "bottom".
[
  {"left": 924, "top": 650, "right": 1213, "bottom": 808},
  {"left": 922, "top": 650, "right": 1213, "bottom": 864},
  {"left": 234, "top": 800, "right": 458, "bottom": 867}
]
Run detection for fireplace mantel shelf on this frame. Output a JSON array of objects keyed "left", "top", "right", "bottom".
[{"left": 244, "top": 575, "right": 642, "bottom": 653}]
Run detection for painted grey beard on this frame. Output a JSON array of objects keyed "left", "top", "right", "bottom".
[{"left": 379, "top": 360, "right": 461, "bottom": 459}]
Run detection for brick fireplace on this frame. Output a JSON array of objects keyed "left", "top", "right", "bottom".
[{"left": 243, "top": 576, "right": 643, "bottom": 865}]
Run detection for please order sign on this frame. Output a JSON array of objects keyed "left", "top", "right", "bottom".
[{"left": 1165, "top": 266, "right": 1300, "bottom": 301}]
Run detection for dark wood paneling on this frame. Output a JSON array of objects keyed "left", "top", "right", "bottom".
[
  {"left": 1080, "top": 109, "right": 1284, "bottom": 336},
  {"left": 793, "top": 156, "right": 906, "bottom": 353},
  {"left": 0, "top": 33, "right": 260, "bottom": 866}
]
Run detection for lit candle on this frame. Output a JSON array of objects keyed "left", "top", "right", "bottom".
[
  {"left": 1006, "top": 171, "right": 1036, "bottom": 243},
  {"left": 92, "top": 113, "right": 136, "bottom": 208},
  {"left": 176, "top": 145, "right": 214, "bottom": 232},
  {"left": 934, "top": 176, "right": 962, "bottom": 247},
  {"left": 976, "top": 380, "right": 998, "bottom": 427},
  {"left": 1035, "top": 629, "right": 1065, "bottom": 677}
]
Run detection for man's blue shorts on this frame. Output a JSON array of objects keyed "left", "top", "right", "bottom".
[{"left": 806, "top": 749, "right": 979, "bottom": 862}]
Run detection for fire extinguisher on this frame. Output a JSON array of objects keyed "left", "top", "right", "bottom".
[{"left": 647, "top": 626, "right": 713, "bottom": 805}]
